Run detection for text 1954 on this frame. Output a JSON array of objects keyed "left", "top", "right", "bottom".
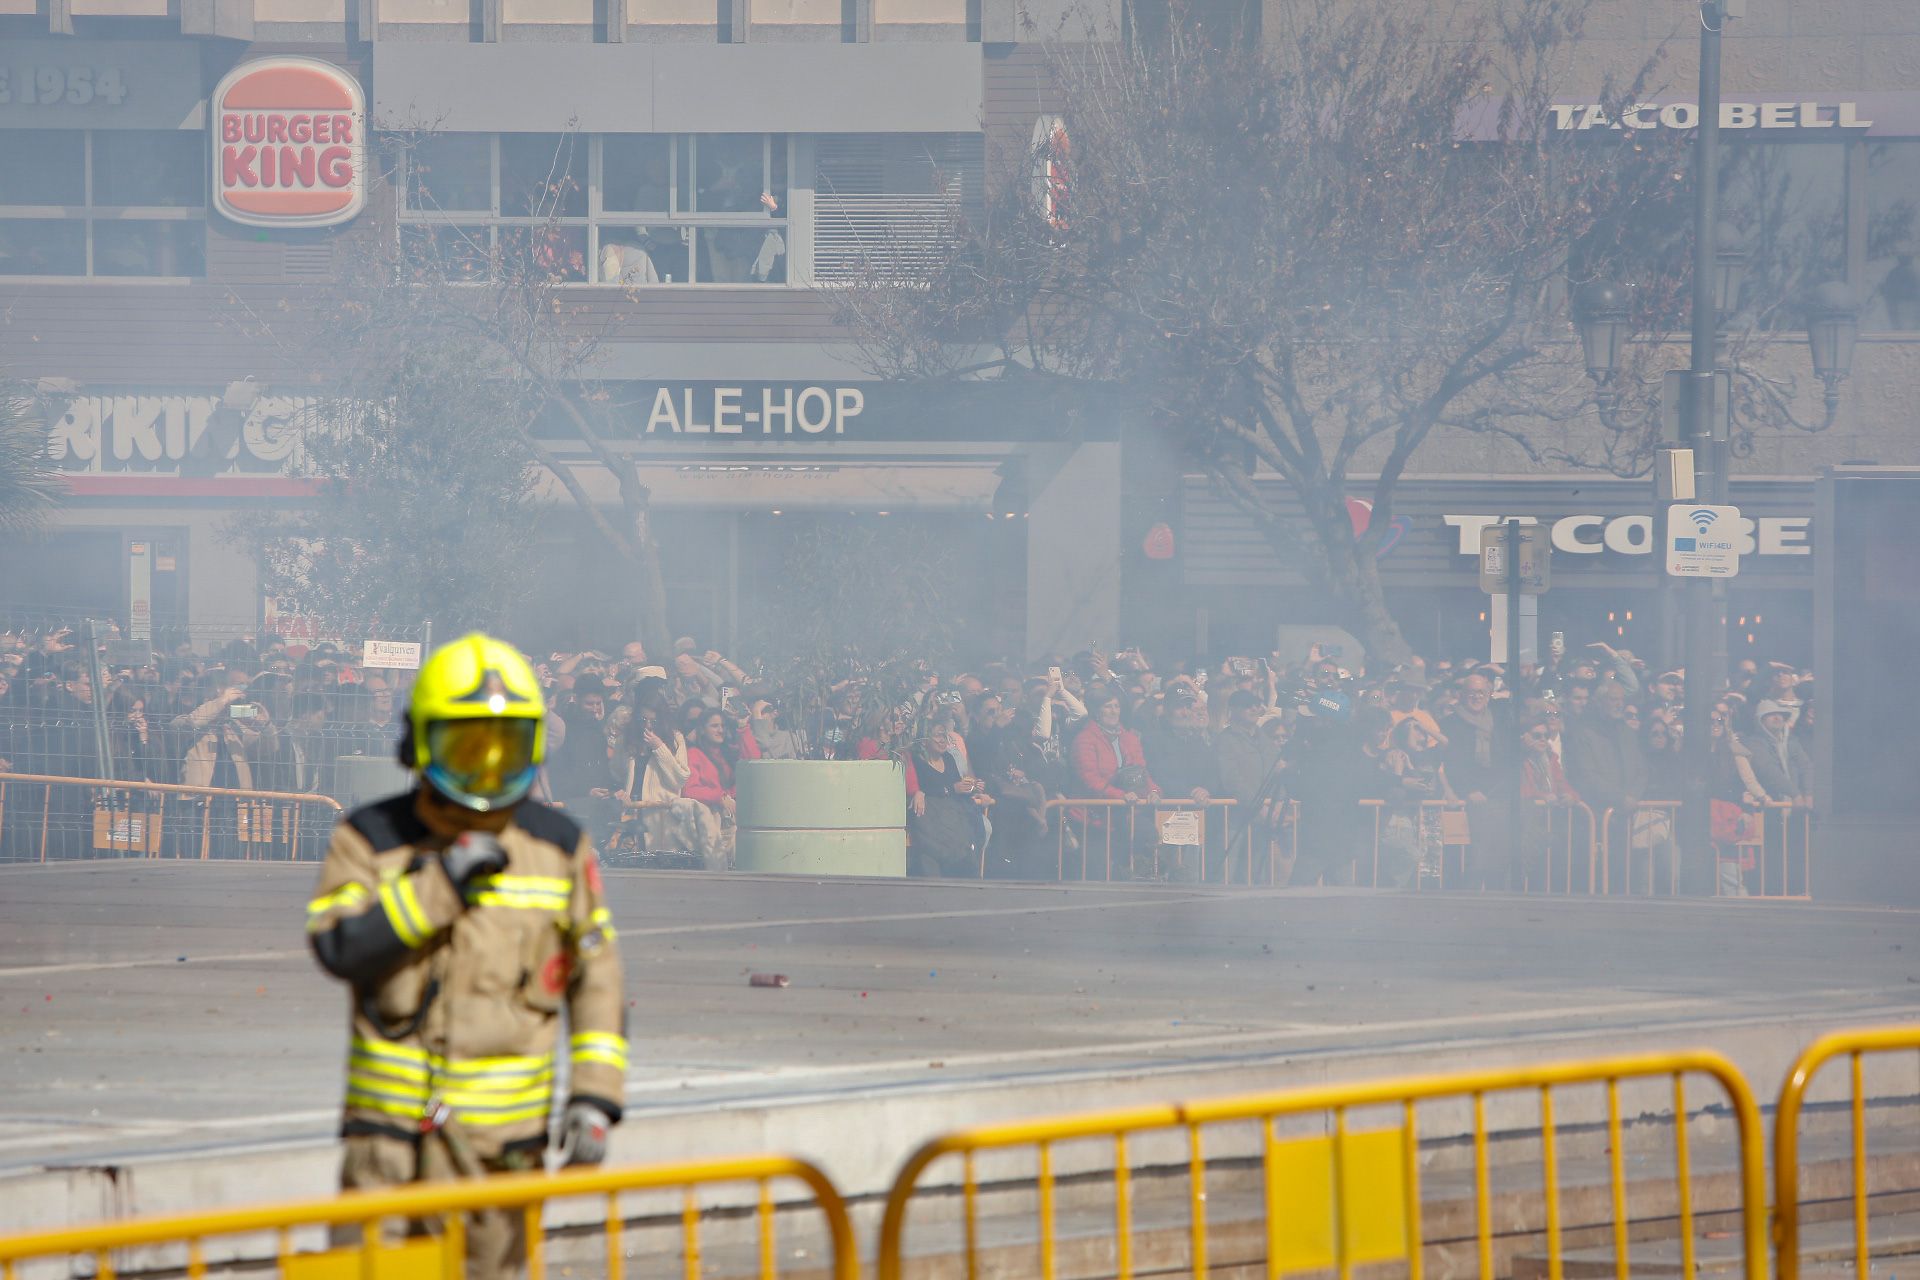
[{"left": 0, "top": 67, "right": 129, "bottom": 107}]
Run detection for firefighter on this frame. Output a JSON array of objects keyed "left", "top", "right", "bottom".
[{"left": 305, "top": 633, "right": 625, "bottom": 1278}]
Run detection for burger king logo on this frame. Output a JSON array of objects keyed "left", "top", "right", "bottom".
[{"left": 212, "top": 57, "right": 365, "bottom": 229}]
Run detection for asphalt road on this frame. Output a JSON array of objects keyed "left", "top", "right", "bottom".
[{"left": 1, "top": 861, "right": 1917, "bottom": 1176}]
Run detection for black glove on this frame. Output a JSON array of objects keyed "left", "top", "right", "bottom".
[{"left": 441, "top": 831, "right": 507, "bottom": 896}]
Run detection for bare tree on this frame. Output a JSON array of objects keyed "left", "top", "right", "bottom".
[
  {"left": 831, "top": 0, "right": 1700, "bottom": 665},
  {"left": 0, "top": 378, "right": 61, "bottom": 535},
  {"left": 230, "top": 132, "right": 673, "bottom": 653}
]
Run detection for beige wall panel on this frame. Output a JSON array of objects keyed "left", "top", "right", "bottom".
[
  {"left": 504, "top": 0, "right": 593, "bottom": 23},
  {"left": 69, "top": 0, "right": 170, "bottom": 14},
  {"left": 875, "top": 0, "right": 964, "bottom": 24},
  {"left": 256, "top": 0, "right": 349, "bottom": 22},
  {"left": 628, "top": 0, "right": 715, "bottom": 24},
  {"left": 380, "top": 0, "right": 466, "bottom": 23},
  {"left": 751, "top": 0, "right": 838, "bottom": 22}
]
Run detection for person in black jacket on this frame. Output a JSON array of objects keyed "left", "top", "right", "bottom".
[
  {"left": 1437, "top": 673, "right": 1515, "bottom": 890},
  {"left": 1143, "top": 694, "right": 1223, "bottom": 879},
  {"left": 1561, "top": 680, "right": 1648, "bottom": 893}
]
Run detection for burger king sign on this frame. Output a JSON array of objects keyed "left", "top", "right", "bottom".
[{"left": 212, "top": 57, "right": 365, "bottom": 229}]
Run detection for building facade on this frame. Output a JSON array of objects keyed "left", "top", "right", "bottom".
[{"left": 1, "top": 0, "right": 1916, "bottom": 663}]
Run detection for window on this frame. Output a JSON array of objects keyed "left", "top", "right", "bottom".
[
  {"left": 812, "top": 134, "right": 982, "bottom": 283},
  {"left": 1865, "top": 142, "right": 1920, "bottom": 332},
  {"left": 1722, "top": 142, "right": 1847, "bottom": 325},
  {"left": 1569, "top": 139, "right": 1848, "bottom": 331},
  {"left": 0, "top": 130, "right": 205, "bottom": 278},
  {"left": 397, "top": 132, "right": 790, "bottom": 286}
]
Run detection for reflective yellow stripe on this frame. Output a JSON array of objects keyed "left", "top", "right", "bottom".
[
  {"left": 440, "top": 1083, "right": 552, "bottom": 1109},
  {"left": 468, "top": 875, "right": 572, "bottom": 894},
  {"left": 589, "top": 906, "right": 618, "bottom": 938},
  {"left": 307, "top": 882, "right": 369, "bottom": 915},
  {"left": 346, "top": 1092, "right": 431, "bottom": 1120},
  {"left": 346, "top": 1074, "right": 432, "bottom": 1104},
  {"left": 438, "top": 1071, "right": 554, "bottom": 1095},
  {"left": 351, "top": 1036, "right": 429, "bottom": 1065},
  {"left": 433, "top": 1052, "right": 552, "bottom": 1077},
  {"left": 570, "top": 1033, "right": 626, "bottom": 1052},
  {"left": 378, "top": 880, "right": 428, "bottom": 948},
  {"left": 446, "top": 1102, "right": 550, "bottom": 1126},
  {"left": 573, "top": 1048, "right": 626, "bottom": 1071},
  {"left": 342, "top": 1038, "right": 556, "bottom": 1126},
  {"left": 466, "top": 878, "right": 568, "bottom": 909},
  {"left": 394, "top": 877, "right": 430, "bottom": 940},
  {"left": 305, "top": 883, "right": 369, "bottom": 930},
  {"left": 571, "top": 1032, "right": 628, "bottom": 1071},
  {"left": 468, "top": 892, "right": 570, "bottom": 912},
  {"left": 349, "top": 1055, "right": 431, "bottom": 1085},
  {"left": 466, "top": 875, "right": 571, "bottom": 913}
]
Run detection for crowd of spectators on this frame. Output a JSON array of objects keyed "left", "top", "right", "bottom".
[{"left": 0, "top": 623, "right": 1814, "bottom": 893}]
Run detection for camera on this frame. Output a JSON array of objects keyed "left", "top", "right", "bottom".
[
  {"left": 229, "top": 703, "right": 258, "bottom": 720},
  {"left": 1230, "top": 657, "right": 1254, "bottom": 678}
]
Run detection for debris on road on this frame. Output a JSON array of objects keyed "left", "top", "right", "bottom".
[{"left": 749, "top": 973, "right": 790, "bottom": 988}]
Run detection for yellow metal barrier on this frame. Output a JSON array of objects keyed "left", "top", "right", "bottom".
[
  {"left": 1046, "top": 797, "right": 1241, "bottom": 882},
  {"left": 877, "top": 1050, "right": 1766, "bottom": 1280},
  {"left": 0, "top": 1154, "right": 857, "bottom": 1280},
  {"left": 1748, "top": 801, "right": 1813, "bottom": 900},
  {"left": 1524, "top": 799, "right": 1599, "bottom": 895},
  {"left": 1599, "top": 801, "right": 1682, "bottom": 897},
  {"left": 1773, "top": 1024, "right": 1920, "bottom": 1280},
  {"left": 0, "top": 772, "right": 342, "bottom": 863}
]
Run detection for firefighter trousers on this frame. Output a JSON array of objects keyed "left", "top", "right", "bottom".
[{"left": 335, "top": 1131, "right": 538, "bottom": 1280}]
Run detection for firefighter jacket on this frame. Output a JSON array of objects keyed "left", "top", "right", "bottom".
[{"left": 305, "top": 791, "right": 626, "bottom": 1160}]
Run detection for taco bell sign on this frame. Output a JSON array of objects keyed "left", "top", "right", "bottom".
[{"left": 212, "top": 57, "right": 365, "bottom": 229}]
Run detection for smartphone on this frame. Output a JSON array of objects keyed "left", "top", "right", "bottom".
[
  {"left": 1231, "top": 657, "right": 1254, "bottom": 678},
  {"left": 1047, "top": 666, "right": 1062, "bottom": 685},
  {"left": 229, "top": 703, "right": 258, "bottom": 720},
  {"left": 720, "top": 686, "right": 738, "bottom": 712},
  {"left": 1323, "top": 644, "right": 1342, "bottom": 659},
  {"left": 1550, "top": 631, "right": 1566, "bottom": 657}
]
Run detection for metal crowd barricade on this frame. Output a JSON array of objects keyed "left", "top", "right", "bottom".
[
  {"left": 1045, "top": 797, "right": 1240, "bottom": 882},
  {"left": 1355, "top": 798, "right": 1466, "bottom": 889},
  {"left": 0, "top": 1154, "right": 857, "bottom": 1280},
  {"left": 0, "top": 772, "right": 342, "bottom": 863},
  {"left": 1774, "top": 1025, "right": 1920, "bottom": 1280},
  {"left": 1749, "top": 801, "right": 1813, "bottom": 900},
  {"left": 877, "top": 1050, "right": 1766, "bottom": 1280},
  {"left": 1226, "top": 797, "right": 1297, "bottom": 886},
  {"left": 1599, "top": 801, "right": 1683, "bottom": 897},
  {"left": 1522, "top": 799, "right": 1600, "bottom": 894}
]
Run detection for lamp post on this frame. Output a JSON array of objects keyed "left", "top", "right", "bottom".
[
  {"left": 1572, "top": 281, "right": 1632, "bottom": 397},
  {"left": 1569, "top": 0, "right": 1851, "bottom": 888},
  {"left": 1807, "top": 281, "right": 1862, "bottom": 426}
]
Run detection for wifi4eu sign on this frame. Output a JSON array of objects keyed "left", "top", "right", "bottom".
[{"left": 1666, "top": 504, "right": 1742, "bottom": 578}]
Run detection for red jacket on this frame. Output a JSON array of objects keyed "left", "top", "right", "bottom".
[
  {"left": 1072, "top": 721, "right": 1155, "bottom": 799},
  {"left": 1521, "top": 752, "right": 1579, "bottom": 806},
  {"left": 685, "top": 732, "right": 761, "bottom": 808},
  {"left": 857, "top": 738, "right": 919, "bottom": 796}
]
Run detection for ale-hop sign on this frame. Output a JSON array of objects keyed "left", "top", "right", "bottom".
[{"left": 212, "top": 57, "right": 365, "bottom": 228}]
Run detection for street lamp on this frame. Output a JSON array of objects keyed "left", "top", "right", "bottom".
[
  {"left": 1806, "top": 280, "right": 1861, "bottom": 425},
  {"left": 1572, "top": 280, "right": 1631, "bottom": 391}
]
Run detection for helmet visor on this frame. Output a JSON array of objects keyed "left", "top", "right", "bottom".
[{"left": 423, "top": 717, "right": 539, "bottom": 810}]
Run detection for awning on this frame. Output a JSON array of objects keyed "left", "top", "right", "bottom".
[{"left": 535, "top": 459, "right": 1003, "bottom": 511}]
